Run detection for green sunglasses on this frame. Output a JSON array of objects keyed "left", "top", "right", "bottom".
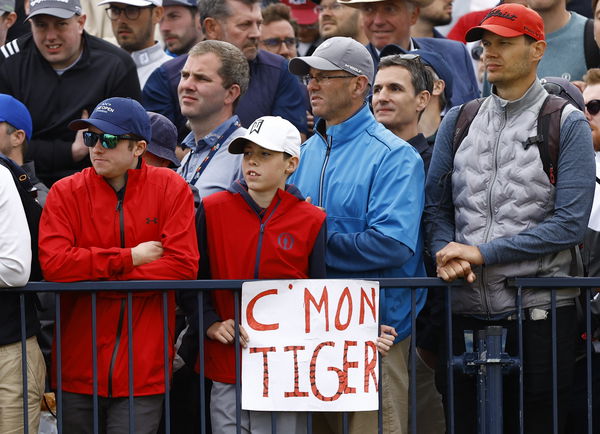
[{"left": 83, "top": 131, "right": 139, "bottom": 149}]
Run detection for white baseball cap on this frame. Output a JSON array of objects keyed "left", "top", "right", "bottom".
[{"left": 229, "top": 116, "right": 301, "bottom": 158}]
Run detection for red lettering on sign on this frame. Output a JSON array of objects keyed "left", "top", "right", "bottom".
[
  {"left": 342, "top": 341, "right": 358, "bottom": 394},
  {"left": 247, "top": 289, "right": 279, "bottom": 331},
  {"left": 284, "top": 346, "right": 309, "bottom": 397},
  {"left": 363, "top": 341, "right": 378, "bottom": 393},
  {"left": 249, "top": 347, "right": 276, "bottom": 396},
  {"left": 304, "top": 286, "right": 329, "bottom": 333},
  {"left": 334, "top": 287, "right": 352, "bottom": 330},
  {"left": 309, "top": 341, "right": 344, "bottom": 401},
  {"left": 359, "top": 287, "right": 377, "bottom": 324}
]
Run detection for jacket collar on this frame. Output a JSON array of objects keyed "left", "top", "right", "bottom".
[
  {"left": 228, "top": 179, "right": 304, "bottom": 214},
  {"left": 315, "top": 103, "right": 375, "bottom": 145},
  {"left": 490, "top": 78, "right": 548, "bottom": 115}
]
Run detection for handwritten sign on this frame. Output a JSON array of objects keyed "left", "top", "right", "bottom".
[{"left": 241, "top": 279, "right": 380, "bottom": 412}]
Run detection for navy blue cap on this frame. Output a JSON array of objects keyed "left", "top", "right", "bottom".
[
  {"left": 68, "top": 97, "right": 152, "bottom": 142},
  {"left": 379, "top": 45, "right": 454, "bottom": 108},
  {"left": 0, "top": 94, "right": 33, "bottom": 141},
  {"left": 147, "top": 112, "right": 180, "bottom": 167}
]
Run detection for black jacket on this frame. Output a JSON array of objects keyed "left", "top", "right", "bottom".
[{"left": 0, "top": 32, "right": 141, "bottom": 185}]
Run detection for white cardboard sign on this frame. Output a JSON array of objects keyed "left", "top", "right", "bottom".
[{"left": 241, "top": 279, "right": 380, "bottom": 412}]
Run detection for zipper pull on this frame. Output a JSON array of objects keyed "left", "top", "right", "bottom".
[
  {"left": 116, "top": 200, "right": 122, "bottom": 212},
  {"left": 260, "top": 224, "right": 265, "bottom": 234}
]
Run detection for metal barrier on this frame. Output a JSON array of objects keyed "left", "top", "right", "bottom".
[{"left": 5, "top": 277, "right": 600, "bottom": 434}]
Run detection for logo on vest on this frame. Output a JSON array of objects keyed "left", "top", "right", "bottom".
[
  {"left": 146, "top": 217, "right": 158, "bottom": 224},
  {"left": 278, "top": 233, "right": 294, "bottom": 250}
]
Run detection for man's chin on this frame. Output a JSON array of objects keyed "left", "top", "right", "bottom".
[{"left": 243, "top": 46, "right": 258, "bottom": 61}]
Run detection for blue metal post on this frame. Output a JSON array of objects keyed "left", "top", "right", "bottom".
[
  {"left": 127, "top": 292, "right": 135, "bottom": 434},
  {"left": 163, "top": 291, "right": 171, "bottom": 434},
  {"left": 484, "top": 326, "right": 504, "bottom": 434},
  {"left": 19, "top": 294, "right": 29, "bottom": 434},
  {"left": 56, "top": 293, "right": 63, "bottom": 433},
  {"left": 92, "top": 292, "right": 99, "bottom": 434},
  {"left": 197, "top": 291, "right": 206, "bottom": 434}
]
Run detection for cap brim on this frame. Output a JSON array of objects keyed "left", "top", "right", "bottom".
[
  {"left": 97, "top": 0, "right": 154, "bottom": 6},
  {"left": 68, "top": 118, "right": 131, "bottom": 136},
  {"left": 289, "top": 56, "right": 340, "bottom": 76},
  {"left": 290, "top": 9, "right": 318, "bottom": 25},
  {"left": 147, "top": 145, "right": 180, "bottom": 167},
  {"left": 228, "top": 137, "right": 248, "bottom": 155},
  {"left": 26, "top": 7, "right": 76, "bottom": 20},
  {"left": 465, "top": 24, "right": 524, "bottom": 42},
  {"left": 337, "top": 0, "right": 435, "bottom": 9}
]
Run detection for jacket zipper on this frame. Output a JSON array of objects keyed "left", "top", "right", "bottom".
[
  {"left": 480, "top": 109, "right": 507, "bottom": 316},
  {"left": 253, "top": 199, "right": 282, "bottom": 278},
  {"left": 317, "top": 135, "right": 333, "bottom": 207},
  {"left": 108, "top": 188, "right": 126, "bottom": 397}
]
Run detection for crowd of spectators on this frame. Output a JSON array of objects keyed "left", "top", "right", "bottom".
[{"left": 1, "top": 0, "right": 600, "bottom": 432}]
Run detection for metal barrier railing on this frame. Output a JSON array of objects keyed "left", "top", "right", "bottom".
[{"left": 5, "top": 277, "right": 600, "bottom": 434}]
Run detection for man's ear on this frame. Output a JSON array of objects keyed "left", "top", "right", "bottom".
[
  {"left": 77, "top": 14, "right": 87, "bottom": 33},
  {"left": 4, "top": 11, "right": 17, "bottom": 29},
  {"left": 432, "top": 79, "right": 444, "bottom": 97},
  {"left": 531, "top": 39, "right": 546, "bottom": 62},
  {"left": 416, "top": 89, "right": 431, "bottom": 113},
  {"left": 9, "top": 128, "right": 26, "bottom": 150},
  {"left": 224, "top": 83, "right": 241, "bottom": 106},
  {"left": 204, "top": 17, "right": 222, "bottom": 40},
  {"left": 285, "top": 155, "right": 299, "bottom": 175},
  {"left": 134, "top": 140, "right": 147, "bottom": 157},
  {"left": 409, "top": 5, "right": 420, "bottom": 26},
  {"left": 152, "top": 6, "right": 164, "bottom": 24}
]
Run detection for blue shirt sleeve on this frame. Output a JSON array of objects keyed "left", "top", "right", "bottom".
[{"left": 424, "top": 106, "right": 461, "bottom": 257}]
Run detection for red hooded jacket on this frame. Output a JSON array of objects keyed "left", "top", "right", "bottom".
[
  {"left": 196, "top": 181, "right": 326, "bottom": 384},
  {"left": 39, "top": 161, "right": 199, "bottom": 397}
]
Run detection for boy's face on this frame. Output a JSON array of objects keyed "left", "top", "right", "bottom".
[{"left": 242, "top": 141, "right": 297, "bottom": 196}]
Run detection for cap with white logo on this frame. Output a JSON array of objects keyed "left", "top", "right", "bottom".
[
  {"left": 229, "top": 116, "right": 301, "bottom": 158},
  {"left": 27, "top": 0, "right": 82, "bottom": 20},
  {"left": 288, "top": 36, "right": 374, "bottom": 85}
]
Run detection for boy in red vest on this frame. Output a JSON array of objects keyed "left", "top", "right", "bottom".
[{"left": 194, "top": 115, "right": 326, "bottom": 433}]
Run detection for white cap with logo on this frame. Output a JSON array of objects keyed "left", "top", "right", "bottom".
[{"left": 229, "top": 116, "right": 301, "bottom": 158}]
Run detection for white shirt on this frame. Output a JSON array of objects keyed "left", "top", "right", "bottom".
[{"left": 0, "top": 164, "right": 31, "bottom": 287}]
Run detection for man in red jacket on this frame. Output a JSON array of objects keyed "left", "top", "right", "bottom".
[{"left": 39, "top": 97, "right": 199, "bottom": 434}]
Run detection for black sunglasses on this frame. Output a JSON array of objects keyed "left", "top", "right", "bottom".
[
  {"left": 83, "top": 131, "right": 139, "bottom": 149},
  {"left": 586, "top": 99, "right": 600, "bottom": 116}
]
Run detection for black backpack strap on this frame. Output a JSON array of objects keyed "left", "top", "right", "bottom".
[
  {"left": 0, "top": 154, "right": 43, "bottom": 281},
  {"left": 584, "top": 18, "right": 600, "bottom": 69},
  {"left": 535, "top": 95, "right": 567, "bottom": 185},
  {"left": 452, "top": 98, "right": 485, "bottom": 156},
  {"left": 0, "top": 154, "right": 37, "bottom": 197}
]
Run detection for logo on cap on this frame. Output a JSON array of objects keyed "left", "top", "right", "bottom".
[
  {"left": 483, "top": 8, "right": 517, "bottom": 22},
  {"left": 96, "top": 103, "right": 115, "bottom": 113},
  {"left": 249, "top": 119, "right": 264, "bottom": 135}
]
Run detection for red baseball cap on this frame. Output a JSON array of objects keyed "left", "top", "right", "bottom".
[
  {"left": 465, "top": 4, "right": 544, "bottom": 42},
  {"left": 280, "top": 0, "right": 318, "bottom": 25}
]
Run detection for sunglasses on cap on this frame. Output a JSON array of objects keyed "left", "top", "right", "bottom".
[
  {"left": 83, "top": 131, "right": 139, "bottom": 149},
  {"left": 586, "top": 99, "right": 600, "bottom": 116}
]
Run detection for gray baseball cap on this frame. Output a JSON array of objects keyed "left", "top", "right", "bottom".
[
  {"left": 27, "top": 0, "right": 82, "bottom": 20},
  {"left": 289, "top": 36, "right": 375, "bottom": 85},
  {"left": 0, "top": 0, "right": 14, "bottom": 13}
]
